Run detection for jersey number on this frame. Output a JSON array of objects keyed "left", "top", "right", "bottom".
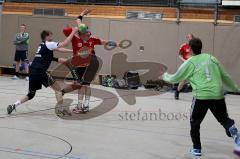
[
  {"left": 205, "top": 67, "right": 211, "bottom": 81},
  {"left": 36, "top": 46, "right": 41, "bottom": 54}
]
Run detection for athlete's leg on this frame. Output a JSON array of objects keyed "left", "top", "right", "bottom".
[
  {"left": 47, "top": 70, "right": 73, "bottom": 116},
  {"left": 21, "top": 51, "right": 29, "bottom": 75},
  {"left": 84, "top": 85, "right": 91, "bottom": 107},
  {"left": 16, "top": 90, "right": 36, "bottom": 106},
  {"left": 24, "top": 61, "right": 29, "bottom": 74},
  {"left": 13, "top": 50, "right": 21, "bottom": 79},
  {"left": 15, "top": 61, "right": 20, "bottom": 75},
  {"left": 50, "top": 81, "right": 63, "bottom": 105},
  {"left": 7, "top": 90, "right": 36, "bottom": 115},
  {"left": 12, "top": 61, "right": 20, "bottom": 80},
  {"left": 78, "top": 87, "right": 84, "bottom": 107},
  {"left": 7, "top": 71, "right": 39, "bottom": 114},
  {"left": 190, "top": 99, "right": 209, "bottom": 150},
  {"left": 61, "top": 65, "right": 83, "bottom": 94},
  {"left": 72, "top": 86, "right": 84, "bottom": 114},
  {"left": 209, "top": 99, "right": 237, "bottom": 138},
  {"left": 62, "top": 83, "right": 81, "bottom": 94},
  {"left": 209, "top": 99, "right": 240, "bottom": 155},
  {"left": 22, "top": 60, "right": 29, "bottom": 81}
]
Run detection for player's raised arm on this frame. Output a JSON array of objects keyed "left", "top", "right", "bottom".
[
  {"left": 81, "top": 9, "right": 92, "bottom": 16},
  {"left": 163, "top": 61, "right": 195, "bottom": 84},
  {"left": 101, "top": 40, "right": 107, "bottom": 45},
  {"left": 54, "top": 47, "right": 73, "bottom": 53},
  {"left": 76, "top": 8, "right": 92, "bottom": 24},
  {"left": 62, "top": 9, "right": 91, "bottom": 37},
  {"left": 57, "top": 27, "right": 78, "bottom": 48}
]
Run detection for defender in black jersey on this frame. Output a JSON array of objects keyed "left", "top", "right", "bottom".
[{"left": 7, "top": 28, "right": 78, "bottom": 115}]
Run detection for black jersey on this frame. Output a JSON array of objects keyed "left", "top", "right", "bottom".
[{"left": 30, "top": 41, "right": 59, "bottom": 74}]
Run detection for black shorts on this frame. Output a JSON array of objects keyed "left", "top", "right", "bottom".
[
  {"left": 70, "top": 55, "right": 99, "bottom": 85},
  {"left": 29, "top": 72, "right": 55, "bottom": 91},
  {"left": 14, "top": 50, "right": 28, "bottom": 62},
  {"left": 76, "top": 67, "right": 90, "bottom": 85}
]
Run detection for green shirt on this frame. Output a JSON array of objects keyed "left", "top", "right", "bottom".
[
  {"left": 14, "top": 32, "right": 29, "bottom": 51},
  {"left": 163, "top": 53, "right": 240, "bottom": 100}
]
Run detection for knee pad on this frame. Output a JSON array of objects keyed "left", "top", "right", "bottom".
[{"left": 27, "top": 91, "right": 36, "bottom": 100}]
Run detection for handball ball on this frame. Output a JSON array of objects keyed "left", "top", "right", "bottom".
[
  {"left": 78, "top": 24, "right": 88, "bottom": 33},
  {"left": 63, "top": 27, "right": 72, "bottom": 37}
]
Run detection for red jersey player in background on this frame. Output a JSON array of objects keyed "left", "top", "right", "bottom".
[
  {"left": 62, "top": 9, "right": 109, "bottom": 113},
  {"left": 175, "top": 34, "right": 194, "bottom": 100}
]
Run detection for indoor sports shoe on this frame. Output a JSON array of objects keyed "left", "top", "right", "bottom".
[
  {"left": 190, "top": 148, "right": 202, "bottom": 156},
  {"left": 234, "top": 145, "right": 240, "bottom": 156},
  {"left": 57, "top": 109, "right": 72, "bottom": 116},
  {"left": 229, "top": 126, "right": 240, "bottom": 156},
  {"left": 7, "top": 104, "right": 16, "bottom": 115},
  {"left": 229, "top": 126, "right": 238, "bottom": 138},
  {"left": 72, "top": 106, "right": 82, "bottom": 114},
  {"left": 234, "top": 135, "right": 240, "bottom": 157},
  {"left": 12, "top": 75, "right": 19, "bottom": 80},
  {"left": 81, "top": 105, "right": 89, "bottom": 113}
]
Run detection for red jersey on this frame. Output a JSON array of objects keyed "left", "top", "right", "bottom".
[
  {"left": 63, "top": 27, "right": 102, "bottom": 67},
  {"left": 179, "top": 43, "right": 191, "bottom": 61}
]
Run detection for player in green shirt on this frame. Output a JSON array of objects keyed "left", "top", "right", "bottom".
[{"left": 163, "top": 38, "right": 240, "bottom": 157}]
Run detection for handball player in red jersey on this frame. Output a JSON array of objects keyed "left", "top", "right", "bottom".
[
  {"left": 61, "top": 9, "right": 109, "bottom": 113},
  {"left": 175, "top": 34, "right": 194, "bottom": 100}
]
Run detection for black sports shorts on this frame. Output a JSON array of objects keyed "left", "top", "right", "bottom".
[
  {"left": 29, "top": 71, "right": 55, "bottom": 91},
  {"left": 14, "top": 50, "right": 28, "bottom": 62}
]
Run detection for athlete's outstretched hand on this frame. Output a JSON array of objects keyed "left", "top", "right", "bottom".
[
  {"left": 80, "top": 9, "right": 92, "bottom": 16},
  {"left": 72, "top": 27, "right": 78, "bottom": 34}
]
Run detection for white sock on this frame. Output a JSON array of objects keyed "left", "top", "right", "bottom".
[
  {"left": 60, "top": 105, "right": 65, "bottom": 111},
  {"left": 84, "top": 96, "right": 90, "bottom": 107},
  {"left": 78, "top": 91, "right": 84, "bottom": 108},
  {"left": 78, "top": 99, "right": 83, "bottom": 105},
  {"left": 77, "top": 100, "right": 83, "bottom": 109},
  {"left": 14, "top": 100, "right": 21, "bottom": 107}
]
